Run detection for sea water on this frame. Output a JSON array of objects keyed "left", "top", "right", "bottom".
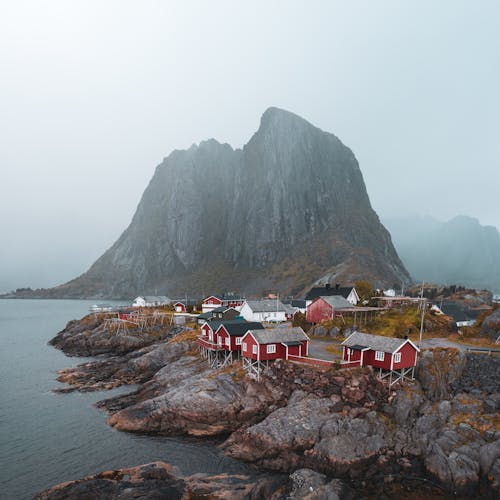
[{"left": 0, "top": 299, "right": 250, "bottom": 499}]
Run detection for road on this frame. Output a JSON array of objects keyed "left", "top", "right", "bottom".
[{"left": 308, "top": 338, "right": 340, "bottom": 361}]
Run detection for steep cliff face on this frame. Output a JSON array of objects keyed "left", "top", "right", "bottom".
[{"left": 53, "top": 107, "right": 409, "bottom": 298}]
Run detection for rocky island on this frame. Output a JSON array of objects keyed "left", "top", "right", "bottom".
[{"left": 38, "top": 312, "right": 500, "bottom": 499}]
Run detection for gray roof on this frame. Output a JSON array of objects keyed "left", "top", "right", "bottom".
[
  {"left": 319, "top": 295, "right": 354, "bottom": 309},
  {"left": 141, "top": 296, "right": 170, "bottom": 302},
  {"left": 342, "top": 331, "right": 419, "bottom": 354},
  {"left": 244, "top": 299, "right": 287, "bottom": 313},
  {"left": 247, "top": 327, "right": 309, "bottom": 344}
]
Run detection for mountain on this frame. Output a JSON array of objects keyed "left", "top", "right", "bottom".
[
  {"left": 46, "top": 107, "right": 410, "bottom": 299},
  {"left": 384, "top": 215, "right": 500, "bottom": 292}
]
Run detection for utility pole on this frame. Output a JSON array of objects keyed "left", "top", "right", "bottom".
[{"left": 419, "top": 281, "right": 425, "bottom": 348}]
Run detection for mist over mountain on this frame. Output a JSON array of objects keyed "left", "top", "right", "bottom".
[
  {"left": 42, "top": 107, "right": 409, "bottom": 299},
  {"left": 384, "top": 215, "right": 500, "bottom": 292}
]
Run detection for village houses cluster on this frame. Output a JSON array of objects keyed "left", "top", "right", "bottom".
[
  {"left": 89, "top": 281, "right": 490, "bottom": 384},
  {"left": 96, "top": 283, "right": 427, "bottom": 386}
]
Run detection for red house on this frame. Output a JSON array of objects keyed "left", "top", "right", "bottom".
[
  {"left": 198, "top": 319, "right": 256, "bottom": 368},
  {"left": 306, "top": 295, "right": 354, "bottom": 324},
  {"left": 202, "top": 294, "right": 245, "bottom": 313},
  {"left": 241, "top": 327, "right": 309, "bottom": 377},
  {"left": 215, "top": 321, "right": 264, "bottom": 352},
  {"left": 173, "top": 301, "right": 187, "bottom": 313},
  {"left": 341, "top": 331, "right": 420, "bottom": 385}
]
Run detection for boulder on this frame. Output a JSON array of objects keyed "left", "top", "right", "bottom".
[
  {"left": 416, "top": 348, "right": 466, "bottom": 400},
  {"left": 480, "top": 308, "right": 500, "bottom": 340}
]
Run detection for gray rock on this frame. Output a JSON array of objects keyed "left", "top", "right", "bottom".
[
  {"left": 41, "top": 107, "right": 410, "bottom": 299},
  {"left": 289, "top": 468, "right": 346, "bottom": 499}
]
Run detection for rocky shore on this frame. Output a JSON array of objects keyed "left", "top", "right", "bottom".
[{"left": 44, "top": 315, "right": 500, "bottom": 498}]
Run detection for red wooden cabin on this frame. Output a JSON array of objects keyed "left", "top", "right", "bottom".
[
  {"left": 173, "top": 301, "right": 187, "bottom": 313},
  {"left": 202, "top": 294, "right": 245, "bottom": 313},
  {"left": 241, "top": 327, "right": 309, "bottom": 377},
  {"left": 215, "top": 321, "right": 264, "bottom": 352},
  {"left": 198, "top": 319, "right": 255, "bottom": 368},
  {"left": 306, "top": 295, "right": 354, "bottom": 324},
  {"left": 341, "top": 331, "right": 420, "bottom": 385}
]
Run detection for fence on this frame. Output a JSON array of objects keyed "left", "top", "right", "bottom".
[
  {"left": 465, "top": 347, "right": 500, "bottom": 355},
  {"left": 339, "top": 360, "right": 361, "bottom": 369},
  {"left": 287, "top": 354, "right": 334, "bottom": 367}
]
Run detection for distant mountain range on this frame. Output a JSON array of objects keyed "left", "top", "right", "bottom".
[
  {"left": 384, "top": 215, "right": 500, "bottom": 292},
  {"left": 30, "top": 107, "right": 409, "bottom": 299}
]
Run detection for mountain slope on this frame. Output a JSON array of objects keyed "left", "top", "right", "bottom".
[
  {"left": 50, "top": 107, "right": 410, "bottom": 298},
  {"left": 385, "top": 215, "right": 500, "bottom": 292}
]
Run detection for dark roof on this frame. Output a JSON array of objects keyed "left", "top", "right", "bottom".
[
  {"left": 305, "top": 285, "right": 355, "bottom": 301},
  {"left": 197, "top": 312, "right": 212, "bottom": 320},
  {"left": 440, "top": 303, "right": 474, "bottom": 323},
  {"left": 350, "top": 344, "right": 368, "bottom": 351},
  {"left": 220, "top": 293, "right": 244, "bottom": 300},
  {"left": 291, "top": 299, "right": 307, "bottom": 308},
  {"left": 203, "top": 318, "right": 248, "bottom": 331},
  {"left": 217, "top": 321, "right": 264, "bottom": 336}
]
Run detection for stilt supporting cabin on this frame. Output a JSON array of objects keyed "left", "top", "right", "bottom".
[{"left": 378, "top": 366, "right": 415, "bottom": 386}]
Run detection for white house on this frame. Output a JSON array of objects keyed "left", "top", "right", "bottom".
[
  {"left": 239, "top": 299, "right": 287, "bottom": 323},
  {"left": 133, "top": 296, "right": 170, "bottom": 307}
]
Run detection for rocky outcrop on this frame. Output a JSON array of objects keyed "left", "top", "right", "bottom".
[
  {"left": 480, "top": 308, "right": 500, "bottom": 341},
  {"left": 45, "top": 107, "right": 409, "bottom": 299},
  {"left": 416, "top": 348, "right": 466, "bottom": 400},
  {"left": 102, "top": 355, "right": 277, "bottom": 437},
  {"left": 49, "top": 314, "right": 171, "bottom": 356},
  {"left": 53, "top": 316, "right": 499, "bottom": 497},
  {"left": 55, "top": 339, "right": 193, "bottom": 392},
  {"left": 288, "top": 469, "right": 348, "bottom": 499},
  {"left": 34, "top": 462, "right": 285, "bottom": 500}
]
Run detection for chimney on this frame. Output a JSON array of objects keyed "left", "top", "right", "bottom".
[
  {"left": 325, "top": 283, "right": 331, "bottom": 289},
  {"left": 335, "top": 283, "right": 340, "bottom": 291}
]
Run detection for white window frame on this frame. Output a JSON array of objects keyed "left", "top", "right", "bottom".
[
  {"left": 225, "top": 337, "right": 230, "bottom": 346},
  {"left": 242, "top": 342, "right": 247, "bottom": 352},
  {"left": 252, "top": 345, "right": 257, "bottom": 354},
  {"left": 218, "top": 336, "right": 222, "bottom": 345},
  {"left": 236, "top": 337, "right": 242, "bottom": 345},
  {"left": 394, "top": 352, "right": 401, "bottom": 363},
  {"left": 267, "top": 344, "right": 276, "bottom": 354},
  {"left": 375, "top": 351, "right": 385, "bottom": 361},
  {"left": 208, "top": 331, "right": 213, "bottom": 341}
]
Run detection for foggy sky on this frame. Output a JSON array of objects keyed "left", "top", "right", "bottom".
[{"left": 1, "top": 1, "right": 499, "bottom": 291}]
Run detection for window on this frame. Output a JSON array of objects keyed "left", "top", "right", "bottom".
[
  {"left": 225, "top": 337, "right": 230, "bottom": 346},
  {"left": 242, "top": 342, "right": 247, "bottom": 352},
  {"left": 208, "top": 332, "right": 213, "bottom": 341},
  {"left": 394, "top": 352, "right": 401, "bottom": 363},
  {"left": 218, "top": 337, "right": 222, "bottom": 345},
  {"left": 252, "top": 345, "right": 257, "bottom": 354},
  {"left": 236, "top": 337, "right": 242, "bottom": 345},
  {"left": 375, "top": 351, "right": 385, "bottom": 361},
  {"left": 267, "top": 344, "right": 276, "bottom": 354}
]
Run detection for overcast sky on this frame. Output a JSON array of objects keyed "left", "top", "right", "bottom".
[{"left": 1, "top": 1, "right": 499, "bottom": 291}]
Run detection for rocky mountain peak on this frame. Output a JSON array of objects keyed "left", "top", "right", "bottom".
[{"left": 49, "top": 109, "right": 410, "bottom": 299}]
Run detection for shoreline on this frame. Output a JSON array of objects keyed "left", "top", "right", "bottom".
[{"left": 36, "top": 310, "right": 500, "bottom": 498}]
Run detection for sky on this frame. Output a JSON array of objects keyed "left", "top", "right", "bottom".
[{"left": 0, "top": 0, "right": 499, "bottom": 291}]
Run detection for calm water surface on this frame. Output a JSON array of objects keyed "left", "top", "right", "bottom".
[{"left": 0, "top": 299, "right": 251, "bottom": 499}]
